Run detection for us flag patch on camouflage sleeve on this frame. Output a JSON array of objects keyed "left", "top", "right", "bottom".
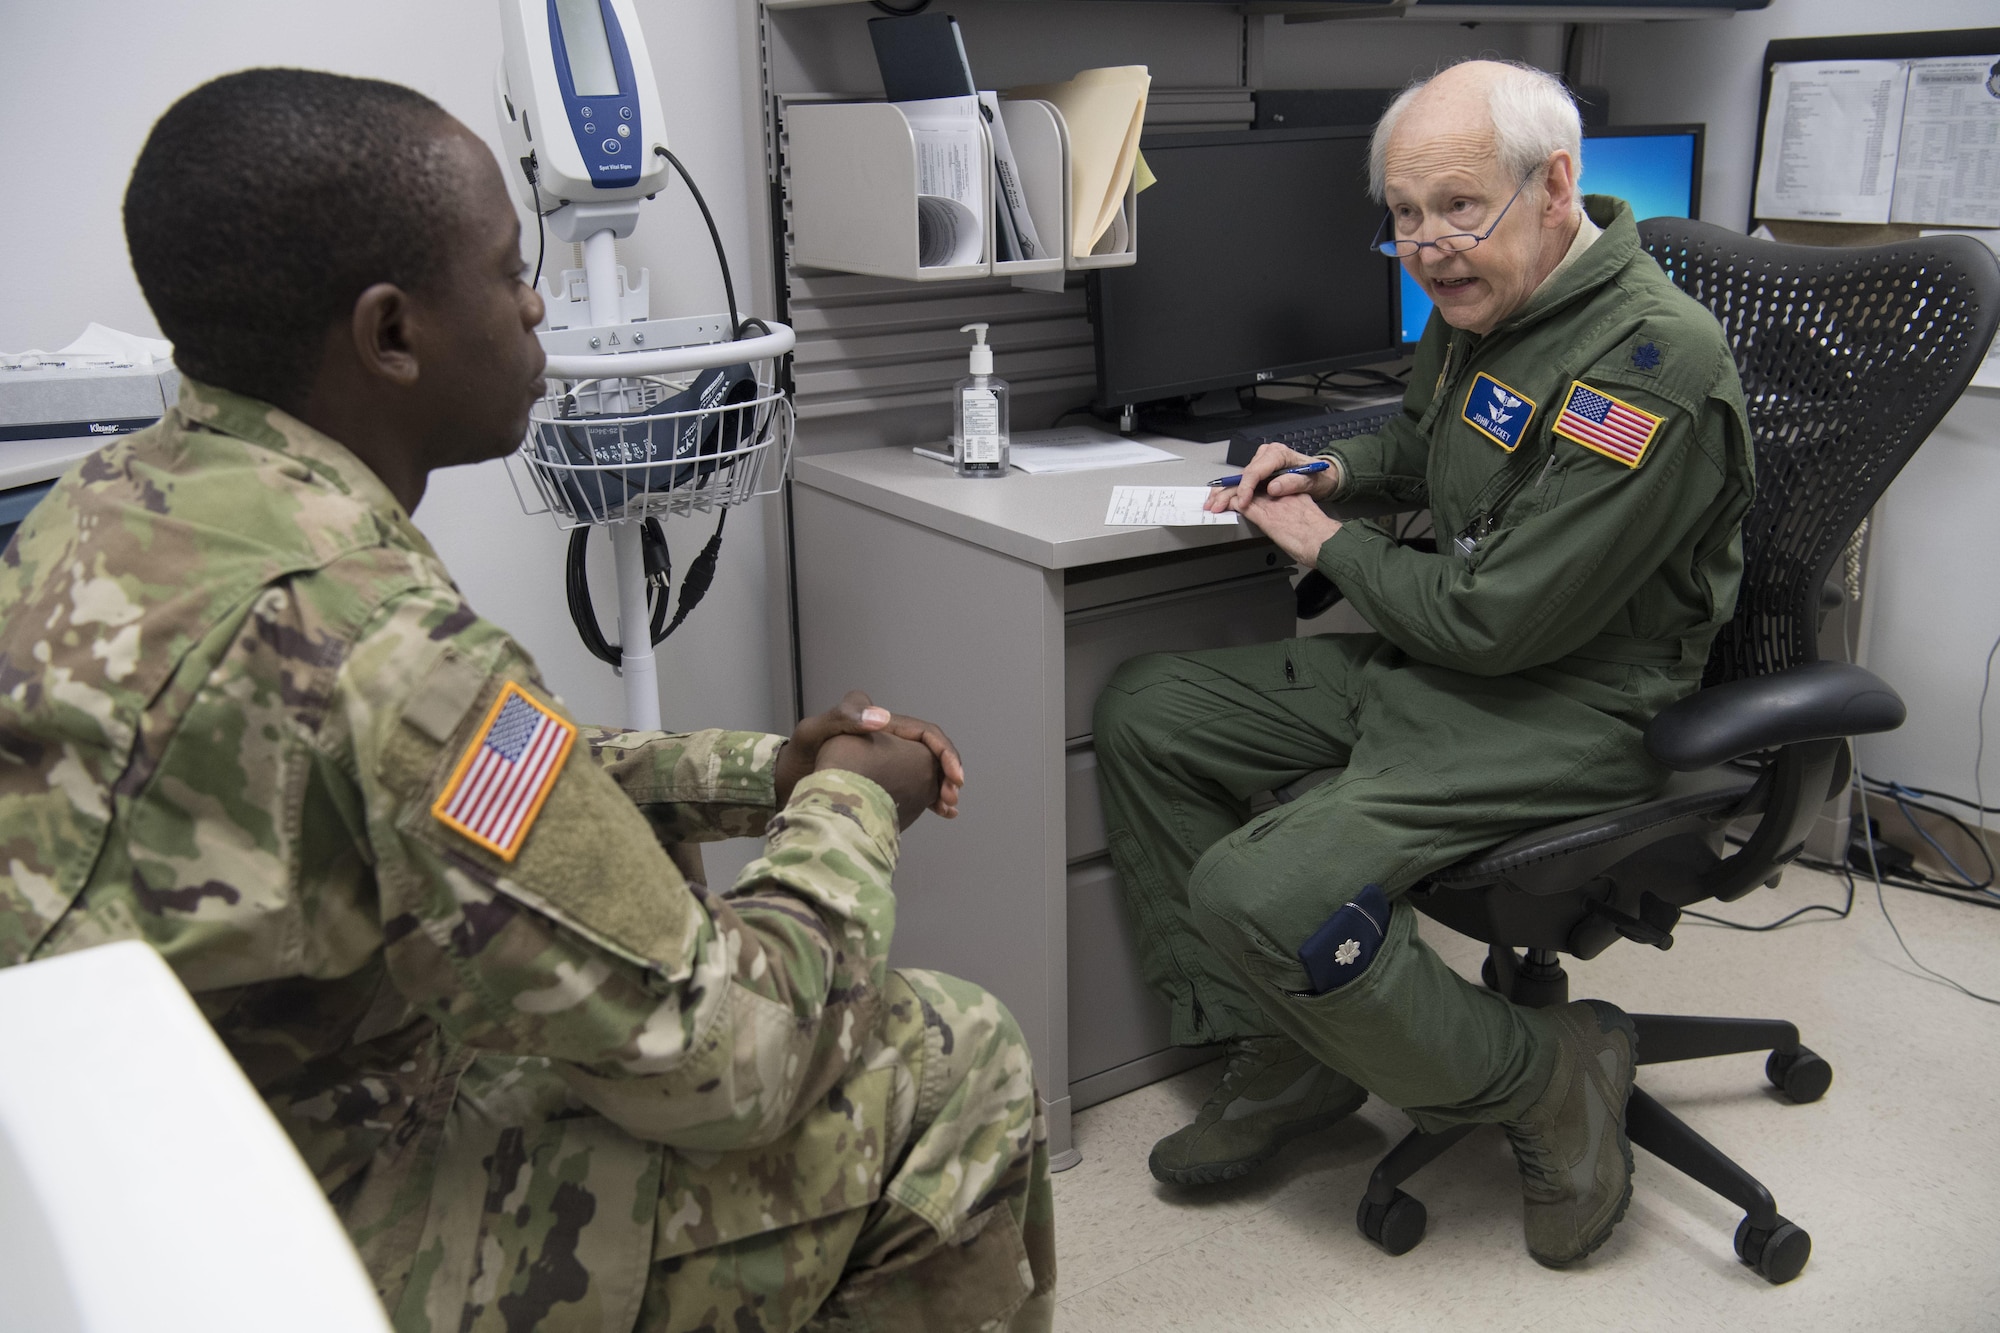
[{"left": 432, "top": 682, "right": 576, "bottom": 860}]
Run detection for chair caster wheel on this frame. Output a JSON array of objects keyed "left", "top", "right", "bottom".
[
  {"left": 1357, "top": 1190, "right": 1427, "bottom": 1256},
  {"left": 1735, "top": 1215, "right": 1811, "bottom": 1284},
  {"left": 1481, "top": 956, "right": 1501, "bottom": 992},
  {"left": 1766, "top": 1046, "right": 1832, "bottom": 1103}
]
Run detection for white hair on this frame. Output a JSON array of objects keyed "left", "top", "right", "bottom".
[{"left": 1367, "top": 60, "right": 1583, "bottom": 204}]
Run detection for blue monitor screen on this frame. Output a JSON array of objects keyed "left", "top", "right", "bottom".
[{"left": 1397, "top": 127, "right": 1701, "bottom": 344}]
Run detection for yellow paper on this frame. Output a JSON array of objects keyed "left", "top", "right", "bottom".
[
  {"left": 1134, "top": 151, "right": 1157, "bottom": 194},
  {"left": 1009, "top": 66, "right": 1151, "bottom": 258}
]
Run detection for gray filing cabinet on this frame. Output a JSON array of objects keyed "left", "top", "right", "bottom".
[{"left": 791, "top": 438, "right": 1297, "bottom": 1165}]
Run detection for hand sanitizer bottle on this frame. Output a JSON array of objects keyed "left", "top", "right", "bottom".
[{"left": 953, "top": 323, "right": 1009, "bottom": 479}]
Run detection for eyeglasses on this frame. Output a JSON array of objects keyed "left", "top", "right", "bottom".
[{"left": 1368, "top": 168, "right": 1540, "bottom": 260}]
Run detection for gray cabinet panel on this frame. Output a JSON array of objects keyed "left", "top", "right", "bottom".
[
  {"left": 1062, "top": 570, "right": 1297, "bottom": 741},
  {"left": 1067, "top": 857, "right": 1175, "bottom": 1085},
  {"left": 1065, "top": 746, "right": 1106, "bottom": 865}
]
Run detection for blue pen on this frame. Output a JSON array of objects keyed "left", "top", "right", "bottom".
[{"left": 1208, "top": 460, "right": 1331, "bottom": 489}]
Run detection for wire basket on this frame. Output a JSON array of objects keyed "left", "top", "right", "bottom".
[{"left": 509, "top": 321, "right": 794, "bottom": 529}]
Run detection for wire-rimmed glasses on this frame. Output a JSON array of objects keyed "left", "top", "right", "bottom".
[{"left": 1368, "top": 167, "right": 1542, "bottom": 260}]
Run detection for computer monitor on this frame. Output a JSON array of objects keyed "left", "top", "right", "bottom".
[
  {"left": 1089, "top": 126, "right": 1401, "bottom": 440},
  {"left": 1397, "top": 124, "right": 1705, "bottom": 344}
]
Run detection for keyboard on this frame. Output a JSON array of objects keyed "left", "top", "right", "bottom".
[{"left": 1224, "top": 402, "right": 1401, "bottom": 466}]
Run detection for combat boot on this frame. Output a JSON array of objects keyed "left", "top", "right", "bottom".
[
  {"left": 1149, "top": 1036, "right": 1367, "bottom": 1186},
  {"left": 1502, "top": 999, "right": 1638, "bottom": 1267}
]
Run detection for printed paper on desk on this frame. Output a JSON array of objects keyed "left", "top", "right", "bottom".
[
  {"left": 1010, "top": 427, "right": 1178, "bottom": 474},
  {"left": 1105, "top": 486, "right": 1238, "bottom": 526}
]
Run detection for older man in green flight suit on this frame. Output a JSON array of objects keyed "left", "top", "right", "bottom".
[
  {"left": 1095, "top": 59, "right": 1753, "bottom": 1268},
  {"left": 0, "top": 70, "right": 1053, "bottom": 1332}
]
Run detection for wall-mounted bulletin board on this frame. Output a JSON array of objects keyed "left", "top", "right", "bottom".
[{"left": 1750, "top": 26, "right": 2000, "bottom": 249}]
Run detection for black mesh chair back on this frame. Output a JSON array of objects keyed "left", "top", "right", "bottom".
[{"left": 1637, "top": 218, "right": 2000, "bottom": 687}]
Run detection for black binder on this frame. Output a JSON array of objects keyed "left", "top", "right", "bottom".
[{"left": 868, "top": 12, "right": 976, "bottom": 103}]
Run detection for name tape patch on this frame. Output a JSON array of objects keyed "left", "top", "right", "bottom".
[
  {"left": 1462, "top": 372, "right": 1537, "bottom": 452},
  {"left": 1552, "top": 381, "right": 1664, "bottom": 468},
  {"left": 432, "top": 682, "right": 576, "bottom": 860}
]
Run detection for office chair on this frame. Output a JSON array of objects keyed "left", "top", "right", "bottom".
[
  {"left": 1289, "top": 219, "right": 2000, "bottom": 1284},
  {"left": 0, "top": 941, "right": 393, "bottom": 1332}
]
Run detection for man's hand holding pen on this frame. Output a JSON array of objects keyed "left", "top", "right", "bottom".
[{"left": 1204, "top": 441, "right": 1345, "bottom": 566}]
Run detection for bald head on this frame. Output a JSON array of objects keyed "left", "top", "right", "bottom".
[{"left": 1369, "top": 60, "right": 1583, "bottom": 206}]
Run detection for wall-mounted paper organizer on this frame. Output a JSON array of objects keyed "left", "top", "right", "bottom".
[{"left": 784, "top": 98, "right": 1137, "bottom": 284}]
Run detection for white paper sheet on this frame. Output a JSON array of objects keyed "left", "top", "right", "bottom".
[
  {"left": 1891, "top": 56, "right": 2000, "bottom": 228},
  {"left": 1104, "top": 486, "right": 1237, "bottom": 527},
  {"left": 1755, "top": 60, "right": 1909, "bottom": 223},
  {"left": 1008, "top": 426, "right": 1178, "bottom": 475}
]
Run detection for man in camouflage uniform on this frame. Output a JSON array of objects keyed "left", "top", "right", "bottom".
[{"left": 0, "top": 70, "right": 1054, "bottom": 1331}]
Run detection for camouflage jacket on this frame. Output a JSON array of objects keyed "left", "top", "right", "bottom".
[{"left": 0, "top": 380, "right": 905, "bottom": 1329}]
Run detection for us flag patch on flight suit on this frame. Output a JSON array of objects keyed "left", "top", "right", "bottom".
[
  {"left": 1553, "top": 381, "right": 1665, "bottom": 468},
  {"left": 432, "top": 682, "right": 577, "bottom": 860}
]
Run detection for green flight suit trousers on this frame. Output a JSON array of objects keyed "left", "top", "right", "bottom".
[{"left": 1095, "top": 632, "right": 1667, "bottom": 1131}]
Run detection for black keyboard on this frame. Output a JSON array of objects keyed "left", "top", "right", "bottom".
[{"left": 1225, "top": 402, "right": 1401, "bottom": 466}]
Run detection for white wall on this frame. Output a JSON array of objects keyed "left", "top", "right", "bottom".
[
  {"left": 1602, "top": 1, "right": 2000, "bottom": 807},
  {"left": 0, "top": 0, "right": 786, "bottom": 762}
]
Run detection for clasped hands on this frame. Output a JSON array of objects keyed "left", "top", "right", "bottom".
[
  {"left": 774, "top": 690, "right": 965, "bottom": 831},
  {"left": 1203, "top": 441, "right": 1344, "bottom": 567}
]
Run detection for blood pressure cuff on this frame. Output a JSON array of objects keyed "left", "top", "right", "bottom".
[
  {"left": 546, "top": 363, "right": 758, "bottom": 518},
  {"left": 1296, "top": 883, "right": 1391, "bottom": 994}
]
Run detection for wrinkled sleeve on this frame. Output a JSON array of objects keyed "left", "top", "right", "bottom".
[
  {"left": 1316, "top": 389, "right": 1734, "bottom": 677},
  {"left": 339, "top": 587, "right": 897, "bottom": 1151},
  {"left": 580, "top": 724, "right": 782, "bottom": 842},
  {"left": 1324, "top": 407, "right": 1431, "bottom": 509}
]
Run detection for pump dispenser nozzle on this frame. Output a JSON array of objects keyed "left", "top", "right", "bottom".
[{"left": 961, "top": 323, "right": 994, "bottom": 376}]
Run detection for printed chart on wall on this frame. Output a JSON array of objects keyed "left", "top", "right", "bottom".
[{"left": 1754, "top": 54, "right": 2000, "bottom": 227}]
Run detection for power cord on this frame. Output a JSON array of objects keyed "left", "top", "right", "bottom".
[
  {"left": 1679, "top": 602, "right": 2000, "bottom": 1006},
  {"left": 1856, "top": 778, "right": 2000, "bottom": 1005},
  {"left": 566, "top": 511, "right": 730, "bottom": 666},
  {"left": 654, "top": 146, "right": 754, "bottom": 340},
  {"left": 553, "top": 151, "right": 774, "bottom": 667}
]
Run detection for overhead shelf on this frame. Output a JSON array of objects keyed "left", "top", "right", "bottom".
[
  {"left": 785, "top": 98, "right": 1136, "bottom": 285},
  {"left": 767, "top": 0, "right": 1766, "bottom": 15}
]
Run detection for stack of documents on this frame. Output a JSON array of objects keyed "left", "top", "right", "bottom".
[
  {"left": 1755, "top": 54, "right": 2000, "bottom": 227},
  {"left": 870, "top": 13, "right": 1046, "bottom": 265},
  {"left": 899, "top": 96, "right": 987, "bottom": 268},
  {"left": 1009, "top": 67, "right": 1152, "bottom": 258}
]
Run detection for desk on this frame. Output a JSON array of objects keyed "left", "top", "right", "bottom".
[{"left": 793, "top": 435, "right": 1307, "bottom": 1166}]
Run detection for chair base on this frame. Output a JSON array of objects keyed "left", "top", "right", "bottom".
[{"left": 1355, "top": 946, "right": 1822, "bottom": 1284}]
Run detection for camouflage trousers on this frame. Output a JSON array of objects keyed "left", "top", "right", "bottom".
[{"left": 637, "top": 967, "right": 1056, "bottom": 1333}]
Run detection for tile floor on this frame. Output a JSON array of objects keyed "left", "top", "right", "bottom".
[{"left": 1048, "top": 866, "right": 2000, "bottom": 1332}]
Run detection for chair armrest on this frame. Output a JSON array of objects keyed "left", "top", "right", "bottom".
[{"left": 1645, "top": 660, "right": 1905, "bottom": 772}]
